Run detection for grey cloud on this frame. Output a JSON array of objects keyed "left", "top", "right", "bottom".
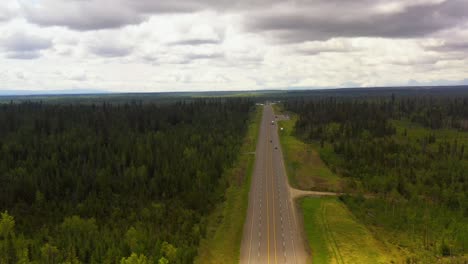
[
  {"left": 170, "top": 38, "right": 222, "bottom": 46},
  {"left": 6, "top": 51, "right": 41, "bottom": 60},
  {"left": 297, "top": 45, "right": 358, "bottom": 56},
  {"left": 153, "top": 51, "right": 228, "bottom": 65},
  {"left": 32, "top": 15, "right": 143, "bottom": 32},
  {"left": 297, "top": 48, "right": 340, "bottom": 56},
  {"left": 246, "top": 0, "right": 468, "bottom": 42},
  {"left": 16, "top": 0, "right": 468, "bottom": 37},
  {"left": 168, "top": 25, "right": 225, "bottom": 46},
  {"left": 128, "top": 2, "right": 204, "bottom": 13},
  {"left": 228, "top": 54, "right": 264, "bottom": 65},
  {"left": 19, "top": 0, "right": 283, "bottom": 31},
  {"left": 171, "top": 52, "right": 224, "bottom": 64},
  {"left": 0, "top": 10, "right": 12, "bottom": 22},
  {"left": 428, "top": 41, "right": 468, "bottom": 53},
  {"left": 16, "top": 72, "right": 25, "bottom": 80},
  {"left": 89, "top": 45, "right": 133, "bottom": 57},
  {"left": 1, "top": 33, "right": 52, "bottom": 60},
  {"left": 141, "top": 54, "right": 159, "bottom": 64},
  {"left": 3, "top": 32, "right": 52, "bottom": 52},
  {"left": 112, "top": 0, "right": 272, "bottom": 14},
  {"left": 185, "top": 52, "right": 224, "bottom": 60},
  {"left": 21, "top": 0, "right": 229, "bottom": 31},
  {"left": 21, "top": 0, "right": 145, "bottom": 31},
  {"left": 388, "top": 56, "right": 441, "bottom": 66},
  {"left": 293, "top": 38, "right": 361, "bottom": 55}
]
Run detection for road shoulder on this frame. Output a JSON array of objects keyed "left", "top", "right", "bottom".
[
  {"left": 273, "top": 105, "right": 342, "bottom": 192},
  {"left": 273, "top": 104, "right": 400, "bottom": 263},
  {"left": 195, "top": 106, "right": 262, "bottom": 264}
]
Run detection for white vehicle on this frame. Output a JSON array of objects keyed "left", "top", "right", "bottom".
[{"left": 271, "top": 120, "right": 275, "bottom": 125}]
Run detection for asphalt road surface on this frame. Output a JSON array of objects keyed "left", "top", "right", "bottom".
[{"left": 240, "top": 104, "right": 308, "bottom": 264}]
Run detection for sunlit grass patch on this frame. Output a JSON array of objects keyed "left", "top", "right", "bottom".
[{"left": 301, "top": 197, "right": 399, "bottom": 264}]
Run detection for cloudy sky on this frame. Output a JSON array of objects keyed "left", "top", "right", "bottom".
[{"left": 0, "top": 0, "right": 467, "bottom": 92}]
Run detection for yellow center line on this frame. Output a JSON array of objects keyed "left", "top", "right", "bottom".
[
  {"left": 274, "top": 107, "right": 298, "bottom": 264},
  {"left": 266, "top": 118, "right": 270, "bottom": 264},
  {"left": 270, "top": 111, "right": 278, "bottom": 264}
]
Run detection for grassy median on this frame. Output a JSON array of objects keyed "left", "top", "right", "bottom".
[{"left": 195, "top": 106, "right": 262, "bottom": 264}]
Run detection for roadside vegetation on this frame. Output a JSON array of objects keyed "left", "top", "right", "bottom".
[
  {"left": 301, "top": 197, "right": 399, "bottom": 264},
  {"left": 195, "top": 106, "right": 262, "bottom": 264},
  {"left": 0, "top": 99, "right": 253, "bottom": 263},
  {"left": 274, "top": 104, "right": 398, "bottom": 263},
  {"left": 286, "top": 94, "right": 468, "bottom": 263},
  {"left": 274, "top": 105, "right": 341, "bottom": 192}
]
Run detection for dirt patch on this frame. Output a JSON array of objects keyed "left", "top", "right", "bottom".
[{"left": 311, "top": 177, "right": 330, "bottom": 190}]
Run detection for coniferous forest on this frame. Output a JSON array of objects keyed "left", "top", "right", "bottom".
[
  {"left": 0, "top": 99, "right": 253, "bottom": 263},
  {"left": 285, "top": 94, "right": 468, "bottom": 261}
]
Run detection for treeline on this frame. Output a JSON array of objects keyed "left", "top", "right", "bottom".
[
  {"left": 396, "top": 95, "right": 468, "bottom": 130},
  {"left": 0, "top": 99, "right": 253, "bottom": 263},
  {"left": 291, "top": 95, "right": 468, "bottom": 138},
  {"left": 285, "top": 95, "right": 468, "bottom": 261}
]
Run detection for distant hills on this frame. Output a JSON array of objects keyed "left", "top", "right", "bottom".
[
  {"left": 0, "top": 89, "right": 110, "bottom": 96},
  {"left": 1, "top": 85, "right": 468, "bottom": 97}
]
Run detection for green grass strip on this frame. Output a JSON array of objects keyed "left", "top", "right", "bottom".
[{"left": 195, "top": 106, "right": 262, "bottom": 264}]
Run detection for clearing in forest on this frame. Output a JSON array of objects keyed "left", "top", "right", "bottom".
[
  {"left": 301, "top": 197, "right": 399, "bottom": 264},
  {"left": 275, "top": 113, "right": 341, "bottom": 192}
]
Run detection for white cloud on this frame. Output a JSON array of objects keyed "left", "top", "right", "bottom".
[
  {"left": 0, "top": 0, "right": 465, "bottom": 92},
  {"left": 0, "top": 0, "right": 19, "bottom": 22},
  {"left": 294, "top": 39, "right": 361, "bottom": 55}
]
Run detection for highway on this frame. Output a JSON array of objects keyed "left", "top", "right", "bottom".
[{"left": 240, "top": 104, "right": 308, "bottom": 264}]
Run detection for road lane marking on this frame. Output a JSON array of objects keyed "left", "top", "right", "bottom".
[
  {"left": 247, "top": 109, "right": 267, "bottom": 264},
  {"left": 268, "top": 110, "right": 279, "bottom": 264},
  {"left": 272, "top": 106, "right": 298, "bottom": 264},
  {"left": 246, "top": 106, "right": 304, "bottom": 264},
  {"left": 272, "top": 154, "right": 278, "bottom": 264},
  {"left": 266, "top": 123, "right": 270, "bottom": 264}
]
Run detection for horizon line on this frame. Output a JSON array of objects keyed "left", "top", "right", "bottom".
[{"left": 1, "top": 84, "right": 468, "bottom": 97}]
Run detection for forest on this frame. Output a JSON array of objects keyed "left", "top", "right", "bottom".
[
  {"left": 0, "top": 99, "right": 253, "bottom": 263},
  {"left": 285, "top": 93, "right": 468, "bottom": 261}
]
